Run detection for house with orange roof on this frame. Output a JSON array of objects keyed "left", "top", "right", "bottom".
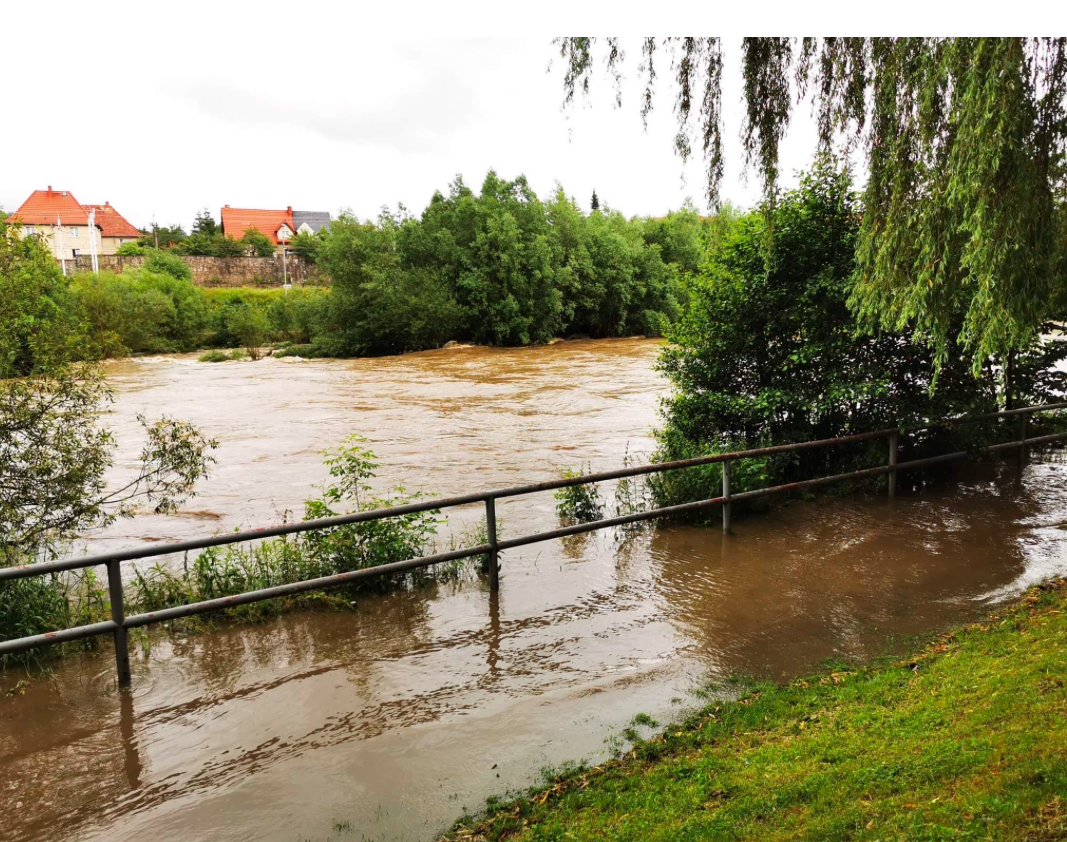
[
  {"left": 81, "top": 202, "right": 142, "bottom": 254},
  {"left": 220, "top": 205, "right": 296, "bottom": 255},
  {"left": 5, "top": 187, "right": 142, "bottom": 262}
]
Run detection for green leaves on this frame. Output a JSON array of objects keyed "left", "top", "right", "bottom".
[{"left": 556, "top": 37, "right": 1067, "bottom": 370}]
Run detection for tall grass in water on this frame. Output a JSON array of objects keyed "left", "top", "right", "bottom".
[{"left": 0, "top": 436, "right": 487, "bottom": 673}]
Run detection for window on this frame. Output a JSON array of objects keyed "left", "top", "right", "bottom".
[
  {"left": 69, "top": 227, "right": 79, "bottom": 238},
  {"left": 24, "top": 226, "right": 36, "bottom": 235}
]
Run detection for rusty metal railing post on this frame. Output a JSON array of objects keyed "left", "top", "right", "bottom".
[
  {"left": 485, "top": 496, "right": 499, "bottom": 594},
  {"left": 107, "top": 560, "right": 131, "bottom": 687},
  {"left": 722, "top": 459, "right": 732, "bottom": 534},
  {"left": 1018, "top": 414, "right": 1028, "bottom": 469},
  {"left": 888, "top": 430, "right": 899, "bottom": 498}
]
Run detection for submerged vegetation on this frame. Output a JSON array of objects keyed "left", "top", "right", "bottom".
[
  {"left": 1, "top": 436, "right": 486, "bottom": 673},
  {"left": 446, "top": 579, "right": 1067, "bottom": 841}
]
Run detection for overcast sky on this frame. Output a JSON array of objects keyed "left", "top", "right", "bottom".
[{"left": 2, "top": 16, "right": 827, "bottom": 230}]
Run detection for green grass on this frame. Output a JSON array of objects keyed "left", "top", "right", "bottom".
[
  {"left": 445, "top": 580, "right": 1067, "bottom": 841},
  {"left": 197, "top": 348, "right": 248, "bottom": 362}
]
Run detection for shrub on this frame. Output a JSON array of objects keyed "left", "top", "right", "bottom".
[
  {"left": 116, "top": 242, "right": 146, "bottom": 256},
  {"left": 554, "top": 465, "right": 604, "bottom": 523},
  {"left": 142, "top": 249, "right": 192, "bottom": 281},
  {"left": 224, "top": 302, "right": 269, "bottom": 359},
  {"left": 240, "top": 227, "right": 275, "bottom": 257},
  {"left": 71, "top": 269, "right": 208, "bottom": 355}
]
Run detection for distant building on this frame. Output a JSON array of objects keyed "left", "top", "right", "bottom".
[
  {"left": 292, "top": 210, "right": 331, "bottom": 236},
  {"left": 3, "top": 186, "right": 128, "bottom": 262},
  {"left": 80, "top": 203, "right": 141, "bottom": 253},
  {"left": 220, "top": 205, "right": 331, "bottom": 254}
]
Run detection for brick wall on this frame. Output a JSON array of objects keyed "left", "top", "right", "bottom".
[{"left": 66, "top": 254, "right": 326, "bottom": 287}]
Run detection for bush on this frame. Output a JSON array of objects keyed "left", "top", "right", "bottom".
[
  {"left": 143, "top": 249, "right": 192, "bottom": 281},
  {"left": 224, "top": 303, "right": 269, "bottom": 359},
  {"left": 116, "top": 242, "right": 146, "bottom": 256},
  {"left": 554, "top": 465, "right": 604, "bottom": 523},
  {"left": 198, "top": 349, "right": 245, "bottom": 363},
  {"left": 240, "top": 227, "right": 275, "bottom": 257},
  {"left": 72, "top": 269, "right": 208, "bottom": 355}
]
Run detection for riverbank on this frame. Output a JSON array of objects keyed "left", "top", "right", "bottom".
[{"left": 445, "top": 579, "right": 1067, "bottom": 841}]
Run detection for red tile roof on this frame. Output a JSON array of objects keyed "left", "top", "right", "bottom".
[
  {"left": 220, "top": 205, "right": 294, "bottom": 245},
  {"left": 6, "top": 187, "right": 89, "bottom": 226},
  {"left": 81, "top": 203, "right": 141, "bottom": 238}
]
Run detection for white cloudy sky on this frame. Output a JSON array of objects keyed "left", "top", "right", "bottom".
[{"left": 2, "top": 11, "right": 854, "bottom": 229}]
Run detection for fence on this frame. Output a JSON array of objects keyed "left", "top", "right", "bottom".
[{"left": 2, "top": 402, "right": 1066, "bottom": 686}]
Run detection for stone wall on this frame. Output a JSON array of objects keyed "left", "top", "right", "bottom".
[{"left": 66, "top": 254, "right": 326, "bottom": 287}]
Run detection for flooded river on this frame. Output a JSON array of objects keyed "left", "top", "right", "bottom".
[{"left": 3, "top": 338, "right": 1067, "bottom": 842}]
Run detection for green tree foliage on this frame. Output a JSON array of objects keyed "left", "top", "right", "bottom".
[
  {"left": 554, "top": 37, "right": 1067, "bottom": 370},
  {"left": 317, "top": 171, "right": 701, "bottom": 355},
  {"left": 655, "top": 164, "right": 1067, "bottom": 506},
  {"left": 290, "top": 230, "right": 322, "bottom": 264},
  {"left": 318, "top": 212, "right": 463, "bottom": 355},
  {"left": 115, "top": 242, "right": 146, "bottom": 256},
  {"left": 240, "top": 227, "right": 275, "bottom": 257},
  {"left": 137, "top": 223, "right": 186, "bottom": 250},
  {"left": 72, "top": 269, "right": 209, "bottom": 354},
  {"left": 191, "top": 209, "right": 220, "bottom": 236},
  {"left": 143, "top": 248, "right": 192, "bottom": 281},
  {"left": 590, "top": 190, "right": 600, "bottom": 212},
  {"left": 0, "top": 221, "right": 83, "bottom": 377},
  {"left": 1, "top": 367, "right": 216, "bottom": 562}
]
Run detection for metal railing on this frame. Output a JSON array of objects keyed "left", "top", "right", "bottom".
[{"left": 2, "top": 401, "right": 1065, "bottom": 686}]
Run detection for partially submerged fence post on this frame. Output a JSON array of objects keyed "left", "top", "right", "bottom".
[
  {"left": 1018, "top": 415, "right": 1028, "bottom": 468},
  {"left": 107, "top": 560, "right": 131, "bottom": 687},
  {"left": 4, "top": 402, "right": 1066, "bottom": 689},
  {"left": 485, "top": 497, "right": 500, "bottom": 594},
  {"left": 888, "top": 430, "right": 899, "bottom": 498},
  {"left": 722, "top": 459, "right": 732, "bottom": 534}
]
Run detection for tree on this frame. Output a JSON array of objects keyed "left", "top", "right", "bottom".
[
  {"left": 590, "top": 190, "right": 600, "bottom": 212},
  {"left": 290, "top": 230, "right": 321, "bottom": 264},
  {"left": 137, "top": 223, "right": 186, "bottom": 250},
  {"left": 553, "top": 37, "right": 1067, "bottom": 371},
  {"left": 318, "top": 213, "right": 462, "bottom": 355},
  {"left": 241, "top": 227, "right": 275, "bottom": 258},
  {"left": 1, "top": 366, "right": 216, "bottom": 563},
  {"left": 655, "top": 163, "right": 1067, "bottom": 507},
  {"left": 0, "top": 220, "right": 83, "bottom": 378},
  {"left": 191, "top": 209, "right": 219, "bottom": 237},
  {"left": 1, "top": 220, "right": 217, "bottom": 562}
]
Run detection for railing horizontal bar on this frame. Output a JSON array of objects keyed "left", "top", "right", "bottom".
[
  {"left": 731, "top": 464, "right": 892, "bottom": 502},
  {"left": 1018, "top": 431, "right": 1067, "bottom": 448},
  {"left": 5, "top": 401, "right": 1065, "bottom": 585},
  {"left": 912, "top": 402, "right": 1067, "bottom": 429},
  {"left": 122, "top": 544, "right": 490, "bottom": 629},
  {"left": 3, "top": 418, "right": 1067, "bottom": 658},
  {"left": 0, "top": 495, "right": 490, "bottom": 582},
  {"left": 490, "top": 427, "right": 900, "bottom": 501},
  {"left": 0, "top": 620, "right": 118, "bottom": 656},
  {"left": 496, "top": 495, "right": 727, "bottom": 551}
]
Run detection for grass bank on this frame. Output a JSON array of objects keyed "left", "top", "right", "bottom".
[{"left": 445, "top": 580, "right": 1067, "bottom": 842}]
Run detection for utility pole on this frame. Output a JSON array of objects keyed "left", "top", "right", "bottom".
[
  {"left": 87, "top": 207, "right": 99, "bottom": 273},
  {"left": 56, "top": 216, "right": 67, "bottom": 276}
]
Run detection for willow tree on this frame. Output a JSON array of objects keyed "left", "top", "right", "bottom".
[{"left": 555, "top": 38, "right": 1067, "bottom": 376}]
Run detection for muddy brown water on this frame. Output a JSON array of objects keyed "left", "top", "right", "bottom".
[{"left": 3, "top": 338, "right": 1067, "bottom": 842}]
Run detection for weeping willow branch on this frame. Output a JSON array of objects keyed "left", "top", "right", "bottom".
[{"left": 552, "top": 37, "right": 1067, "bottom": 372}]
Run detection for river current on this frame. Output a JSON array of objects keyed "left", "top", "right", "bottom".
[{"left": 2, "top": 338, "right": 1066, "bottom": 841}]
